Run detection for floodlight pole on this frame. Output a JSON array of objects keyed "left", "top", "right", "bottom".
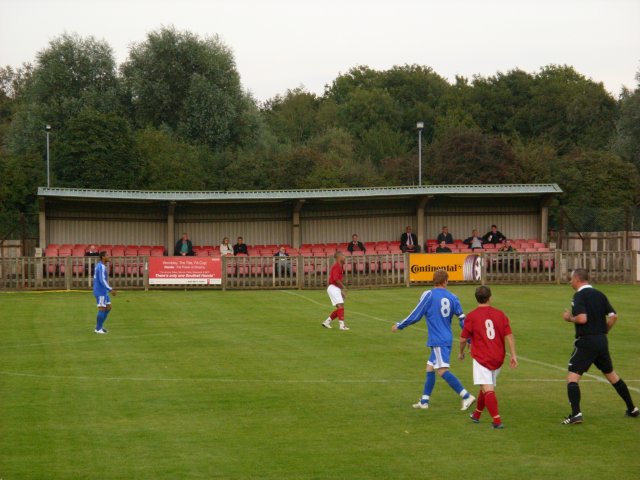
[
  {"left": 416, "top": 121, "right": 424, "bottom": 186},
  {"left": 45, "top": 125, "right": 51, "bottom": 187}
]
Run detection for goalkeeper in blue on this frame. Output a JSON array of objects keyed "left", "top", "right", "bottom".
[
  {"left": 93, "top": 251, "right": 116, "bottom": 334},
  {"left": 392, "top": 269, "right": 475, "bottom": 411}
]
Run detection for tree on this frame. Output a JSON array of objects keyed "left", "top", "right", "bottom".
[
  {"left": 53, "top": 108, "right": 137, "bottom": 189},
  {"left": 121, "top": 26, "right": 256, "bottom": 149},
  {"left": 262, "top": 88, "right": 320, "bottom": 144},
  {"left": 553, "top": 150, "right": 640, "bottom": 231},
  {"left": 427, "top": 126, "right": 523, "bottom": 184},
  {"left": 613, "top": 71, "right": 640, "bottom": 170},
  {"left": 134, "top": 127, "right": 207, "bottom": 190},
  {"left": 5, "top": 34, "right": 120, "bottom": 156}
]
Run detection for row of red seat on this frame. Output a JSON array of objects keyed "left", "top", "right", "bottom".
[{"left": 45, "top": 239, "right": 549, "bottom": 258}]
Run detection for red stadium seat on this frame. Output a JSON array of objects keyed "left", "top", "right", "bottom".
[
  {"left": 150, "top": 247, "right": 164, "bottom": 257},
  {"left": 124, "top": 247, "right": 138, "bottom": 256}
]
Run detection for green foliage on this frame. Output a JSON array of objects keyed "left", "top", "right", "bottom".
[
  {"left": 553, "top": 150, "right": 640, "bottom": 231},
  {"left": 121, "top": 27, "right": 255, "bottom": 151},
  {"left": 54, "top": 108, "right": 137, "bottom": 189},
  {"left": 1, "top": 28, "right": 638, "bottom": 236},
  {"left": 134, "top": 127, "right": 207, "bottom": 190},
  {"left": 613, "top": 74, "right": 640, "bottom": 170},
  {"left": 427, "top": 126, "right": 523, "bottom": 184}
]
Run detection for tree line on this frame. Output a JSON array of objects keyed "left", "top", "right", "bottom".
[{"left": 1, "top": 26, "right": 639, "bottom": 239}]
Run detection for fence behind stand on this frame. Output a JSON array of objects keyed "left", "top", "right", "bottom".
[{"left": 0, "top": 251, "right": 636, "bottom": 290}]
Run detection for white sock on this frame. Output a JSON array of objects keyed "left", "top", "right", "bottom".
[
  {"left": 339, "top": 320, "right": 345, "bottom": 328},
  {"left": 459, "top": 389, "right": 469, "bottom": 398},
  {"left": 324, "top": 317, "right": 331, "bottom": 323}
]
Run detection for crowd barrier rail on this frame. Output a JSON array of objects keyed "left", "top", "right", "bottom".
[{"left": 0, "top": 251, "right": 636, "bottom": 291}]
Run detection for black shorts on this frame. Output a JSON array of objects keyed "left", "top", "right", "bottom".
[{"left": 568, "top": 335, "right": 613, "bottom": 375}]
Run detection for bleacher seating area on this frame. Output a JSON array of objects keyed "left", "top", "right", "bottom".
[
  {"left": 44, "top": 240, "right": 551, "bottom": 258},
  {"left": 425, "top": 239, "right": 551, "bottom": 253}
]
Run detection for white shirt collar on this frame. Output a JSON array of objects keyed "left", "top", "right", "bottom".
[{"left": 577, "top": 284, "right": 593, "bottom": 292}]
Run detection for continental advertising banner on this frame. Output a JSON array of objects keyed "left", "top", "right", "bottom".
[
  {"left": 149, "top": 256, "right": 222, "bottom": 285},
  {"left": 409, "top": 253, "right": 482, "bottom": 282}
]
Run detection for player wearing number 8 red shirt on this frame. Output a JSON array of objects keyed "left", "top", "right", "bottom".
[
  {"left": 459, "top": 286, "right": 518, "bottom": 429},
  {"left": 322, "top": 252, "right": 349, "bottom": 331}
]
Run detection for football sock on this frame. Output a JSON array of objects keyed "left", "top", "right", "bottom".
[
  {"left": 474, "top": 390, "right": 486, "bottom": 418},
  {"left": 612, "top": 379, "right": 635, "bottom": 411},
  {"left": 421, "top": 371, "right": 436, "bottom": 403},
  {"left": 441, "top": 371, "right": 469, "bottom": 399},
  {"left": 484, "top": 391, "right": 500, "bottom": 423},
  {"left": 567, "top": 382, "right": 581, "bottom": 416},
  {"left": 337, "top": 307, "right": 345, "bottom": 320},
  {"left": 329, "top": 310, "right": 339, "bottom": 320},
  {"left": 96, "top": 310, "right": 106, "bottom": 330}
]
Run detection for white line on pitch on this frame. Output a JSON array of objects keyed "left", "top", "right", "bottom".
[{"left": 1, "top": 370, "right": 635, "bottom": 384}]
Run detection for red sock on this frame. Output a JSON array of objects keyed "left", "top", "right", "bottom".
[
  {"left": 484, "top": 391, "right": 501, "bottom": 424},
  {"left": 330, "top": 309, "right": 339, "bottom": 320},
  {"left": 337, "top": 307, "right": 344, "bottom": 321},
  {"left": 473, "top": 390, "right": 486, "bottom": 419}
]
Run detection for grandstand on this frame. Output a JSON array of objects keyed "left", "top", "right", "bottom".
[{"left": 37, "top": 184, "right": 561, "bottom": 253}]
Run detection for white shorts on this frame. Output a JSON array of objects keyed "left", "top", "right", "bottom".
[
  {"left": 427, "top": 346, "right": 451, "bottom": 369},
  {"left": 473, "top": 358, "right": 501, "bottom": 386},
  {"left": 327, "top": 285, "right": 344, "bottom": 306},
  {"left": 95, "top": 294, "right": 111, "bottom": 308}
]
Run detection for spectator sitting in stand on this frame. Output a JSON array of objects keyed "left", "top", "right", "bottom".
[
  {"left": 220, "top": 237, "right": 234, "bottom": 256},
  {"left": 435, "top": 240, "right": 452, "bottom": 253},
  {"left": 233, "top": 236, "right": 248, "bottom": 256},
  {"left": 347, "top": 234, "right": 366, "bottom": 254},
  {"left": 499, "top": 239, "right": 516, "bottom": 252},
  {"left": 274, "top": 246, "right": 291, "bottom": 276},
  {"left": 463, "top": 229, "right": 484, "bottom": 250},
  {"left": 400, "top": 226, "right": 421, "bottom": 253},
  {"left": 483, "top": 225, "right": 506, "bottom": 245},
  {"left": 174, "top": 232, "right": 195, "bottom": 256},
  {"left": 85, "top": 245, "right": 100, "bottom": 257},
  {"left": 436, "top": 226, "right": 454, "bottom": 245}
]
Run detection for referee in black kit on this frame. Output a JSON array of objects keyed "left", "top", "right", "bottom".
[{"left": 561, "top": 268, "right": 639, "bottom": 424}]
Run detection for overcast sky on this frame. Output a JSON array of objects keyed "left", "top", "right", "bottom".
[{"left": 1, "top": 0, "right": 638, "bottom": 101}]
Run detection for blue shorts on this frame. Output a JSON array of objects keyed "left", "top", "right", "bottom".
[
  {"left": 95, "top": 293, "right": 111, "bottom": 308},
  {"left": 427, "top": 346, "right": 451, "bottom": 369}
]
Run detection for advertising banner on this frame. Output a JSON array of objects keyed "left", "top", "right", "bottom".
[
  {"left": 148, "top": 256, "right": 222, "bottom": 285},
  {"left": 409, "top": 253, "right": 482, "bottom": 282}
]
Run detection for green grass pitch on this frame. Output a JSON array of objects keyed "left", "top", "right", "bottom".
[{"left": 1, "top": 285, "right": 639, "bottom": 479}]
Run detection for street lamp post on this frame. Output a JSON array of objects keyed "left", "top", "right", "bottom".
[
  {"left": 45, "top": 125, "right": 51, "bottom": 187},
  {"left": 416, "top": 121, "right": 424, "bottom": 186}
]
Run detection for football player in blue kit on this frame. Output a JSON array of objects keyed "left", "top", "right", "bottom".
[{"left": 392, "top": 269, "right": 475, "bottom": 411}]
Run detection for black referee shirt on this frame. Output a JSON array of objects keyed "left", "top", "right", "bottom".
[{"left": 571, "top": 285, "right": 616, "bottom": 337}]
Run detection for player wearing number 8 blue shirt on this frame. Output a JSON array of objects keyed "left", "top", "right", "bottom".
[{"left": 392, "top": 269, "right": 475, "bottom": 411}]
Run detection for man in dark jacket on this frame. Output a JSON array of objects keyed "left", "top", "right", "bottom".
[
  {"left": 435, "top": 241, "right": 452, "bottom": 253},
  {"left": 436, "top": 226, "right": 454, "bottom": 245},
  {"left": 347, "top": 234, "right": 366, "bottom": 253},
  {"left": 400, "top": 226, "right": 420, "bottom": 253},
  {"left": 174, "top": 233, "right": 195, "bottom": 256},
  {"left": 483, "top": 225, "right": 506, "bottom": 245},
  {"left": 233, "top": 236, "right": 248, "bottom": 256}
]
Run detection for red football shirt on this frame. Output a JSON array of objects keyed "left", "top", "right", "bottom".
[
  {"left": 328, "top": 262, "right": 343, "bottom": 286},
  {"left": 461, "top": 306, "right": 512, "bottom": 370}
]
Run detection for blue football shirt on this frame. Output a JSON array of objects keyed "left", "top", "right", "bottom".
[
  {"left": 395, "top": 288, "right": 465, "bottom": 347},
  {"left": 93, "top": 262, "right": 112, "bottom": 296}
]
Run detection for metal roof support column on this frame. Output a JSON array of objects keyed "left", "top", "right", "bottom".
[
  {"left": 416, "top": 196, "right": 430, "bottom": 252},
  {"left": 292, "top": 200, "right": 305, "bottom": 249},
  {"left": 167, "top": 201, "right": 176, "bottom": 254},
  {"left": 540, "top": 194, "right": 553, "bottom": 243},
  {"left": 38, "top": 198, "right": 47, "bottom": 249}
]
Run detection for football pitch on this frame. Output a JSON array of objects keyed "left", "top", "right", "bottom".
[{"left": 1, "top": 285, "right": 638, "bottom": 479}]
